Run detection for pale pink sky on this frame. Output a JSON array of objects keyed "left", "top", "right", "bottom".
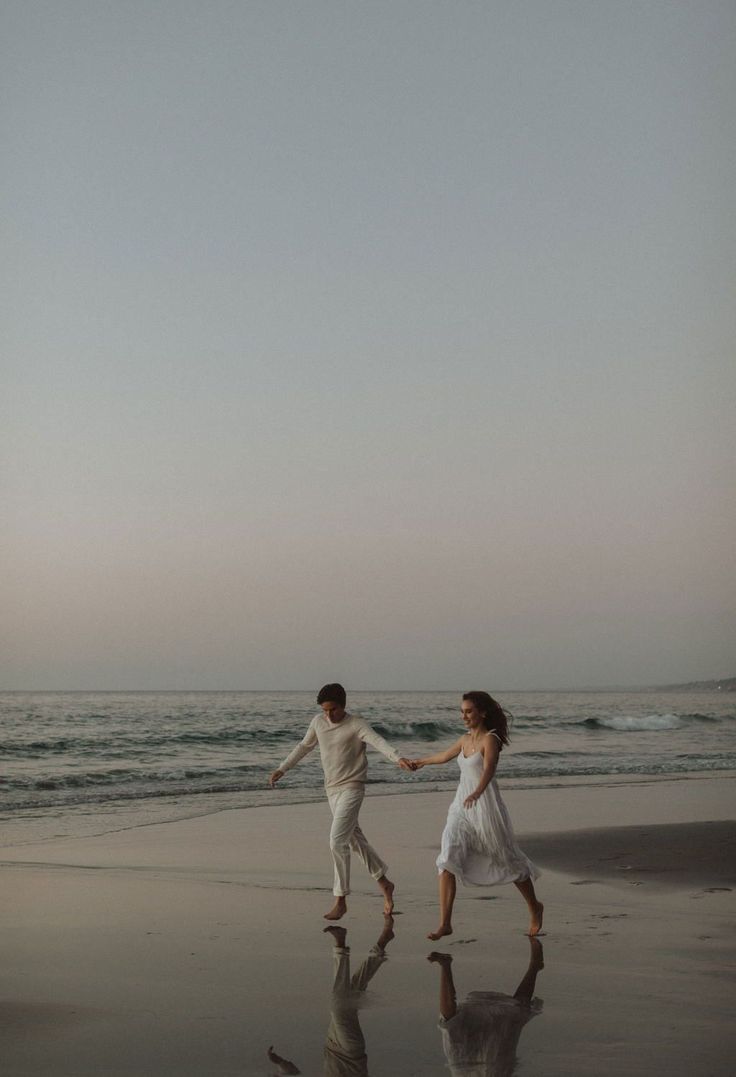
[{"left": 2, "top": 2, "right": 734, "bottom": 688}]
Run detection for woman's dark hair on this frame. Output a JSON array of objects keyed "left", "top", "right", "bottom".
[
  {"left": 463, "top": 691, "right": 510, "bottom": 747},
  {"left": 317, "top": 683, "right": 347, "bottom": 707}
]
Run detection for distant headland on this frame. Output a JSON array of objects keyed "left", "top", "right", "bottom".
[{"left": 654, "top": 677, "right": 736, "bottom": 692}]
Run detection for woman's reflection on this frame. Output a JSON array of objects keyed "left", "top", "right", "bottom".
[{"left": 429, "top": 938, "right": 544, "bottom": 1077}]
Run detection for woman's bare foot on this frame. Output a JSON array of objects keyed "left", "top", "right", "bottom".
[
  {"left": 427, "top": 951, "right": 453, "bottom": 967},
  {"left": 324, "top": 896, "right": 347, "bottom": 921},
  {"left": 427, "top": 923, "right": 453, "bottom": 941},
  {"left": 377, "top": 876, "right": 395, "bottom": 914},
  {"left": 527, "top": 901, "right": 544, "bottom": 937},
  {"left": 323, "top": 925, "right": 348, "bottom": 948}
]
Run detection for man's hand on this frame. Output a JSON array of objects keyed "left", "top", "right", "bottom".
[
  {"left": 267, "top": 1045, "right": 300, "bottom": 1075},
  {"left": 269, "top": 769, "right": 284, "bottom": 788},
  {"left": 398, "top": 757, "right": 417, "bottom": 772}
]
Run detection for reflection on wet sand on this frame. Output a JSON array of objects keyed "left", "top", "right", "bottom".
[
  {"left": 323, "top": 917, "right": 394, "bottom": 1077},
  {"left": 267, "top": 917, "right": 395, "bottom": 1077},
  {"left": 429, "top": 938, "right": 544, "bottom": 1077},
  {"left": 267, "top": 1044, "right": 301, "bottom": 1075}
]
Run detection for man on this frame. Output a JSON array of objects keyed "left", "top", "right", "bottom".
[{"left": 269, "top": 683, "right": 414, "bottom": 919}]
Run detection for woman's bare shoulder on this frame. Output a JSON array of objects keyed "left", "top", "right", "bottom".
[{"left": 483, "top": 730, "right": 503, "bottom": 749}]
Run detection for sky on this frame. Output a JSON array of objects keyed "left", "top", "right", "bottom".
[{"left": 2, "top": 1, "right": 735, "bottom": 691}]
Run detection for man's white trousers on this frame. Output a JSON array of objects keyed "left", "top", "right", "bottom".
[{"left": 326, "top": 785, "right": 387, "bottom": 896}]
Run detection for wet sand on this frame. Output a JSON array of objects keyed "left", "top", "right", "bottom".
[
  {"left": 2, "top": 774, "right": 735, "bottom": 1075},
  {"left": 525, "top": 819, "right": 736, "bottom": 889}
]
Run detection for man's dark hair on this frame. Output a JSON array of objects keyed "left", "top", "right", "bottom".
[{"left": 317, "top": 683, "right": 347, "bottom": 707}]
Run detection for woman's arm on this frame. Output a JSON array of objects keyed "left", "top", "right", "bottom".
[
  {"left": 412, "top": 737, "right": 463, "bottom": 769},
  {"left": 463, "top": 733, "right": 499, "bottom": 807}
]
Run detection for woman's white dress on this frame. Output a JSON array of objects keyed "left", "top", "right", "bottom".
[{"left": 436, "top": 739, "right": 539, "bottom": 885}]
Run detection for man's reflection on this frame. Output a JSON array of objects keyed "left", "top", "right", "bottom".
[
  {"left": 429, "top": 938, "right": 544, "bottom": 1077},
  {"left": 322, "top": 917, "right": 394, "bottom": 1077},
  {"left": 267, "top": 917, "right": 394, "bottom": 1077}
]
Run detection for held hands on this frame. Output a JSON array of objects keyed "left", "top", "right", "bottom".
[
  {"left": 398, "top": 757, "right": 419, "bottom": 772},
  {"left": 268, "top": 769, "right": 284, "bottom": 788}
]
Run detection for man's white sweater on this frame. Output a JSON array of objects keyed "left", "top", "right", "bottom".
[{"left": 278, "top": 711, "right": 401, "bottom": 791}]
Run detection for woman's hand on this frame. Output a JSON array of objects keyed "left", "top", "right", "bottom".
[
  {"left": 410, "top": 759, "right": 424, "bottom": 770},
  {"left": 463, "top": 791, "right": 480, "bottom": 808}
]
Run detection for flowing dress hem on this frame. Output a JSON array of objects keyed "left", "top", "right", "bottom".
[{"left": 436, "top": 856, "right": 540, "bottom": 886}]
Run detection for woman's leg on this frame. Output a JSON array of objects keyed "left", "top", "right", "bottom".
[
  {"left": 427, "top": 952, "right": 458, "bottom": 1021},
  {"left": 514, "top": 877, "right": 544, "bottom": 936},
  {"left": 513, "top": 937, "right": 544, "bottom": 1004},
  {"left": 428, "top": 870, "right": 456, "bottom": 940}
]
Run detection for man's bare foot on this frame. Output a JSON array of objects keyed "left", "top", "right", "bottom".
[
  {"left": 267, "top": 1046, "right": 300, "bottom": 1075},
  {"left": 527, "top": 901, "right": 544, "bottom": 936},
  {"left": 324, "top": 897, "right": 347, "bottom": 921},
  {"left": 323, "top": 925, "right": 348, "bottom": 948},
  {"left": 427, "top": 924, "right": 453, "bottom": 941},
  {"left": 377, "top": 876, "right": 395, "bottom": 914}
]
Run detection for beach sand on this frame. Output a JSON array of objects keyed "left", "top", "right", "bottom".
[{"left": 2, "top": 773, "right": 735, "bottom": 1075}]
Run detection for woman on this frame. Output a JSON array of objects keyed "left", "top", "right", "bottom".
[{"left": 412, "top": 692, "right": 543, "bottom": 939}]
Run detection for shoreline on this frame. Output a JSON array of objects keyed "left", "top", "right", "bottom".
[{"left": 3, "top": 768, "right": 735, "bottom": 849}]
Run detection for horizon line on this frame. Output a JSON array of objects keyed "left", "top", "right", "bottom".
[{"left": 1, "top": 678, "right": 733, "bottom": 695}]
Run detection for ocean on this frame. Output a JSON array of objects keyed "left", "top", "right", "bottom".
[{"left": 2, "top": 689, "right": 734, "bottom": 844}]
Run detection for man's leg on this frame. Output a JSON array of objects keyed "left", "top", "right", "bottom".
[
  {"left": 349, "top": 820, "right": 387, "bottom": 880},
  {"left": 324, "top": 787, "right": 365, "bottom": 919},
  {"left": 348, "top": 805, "right": 395, "bottom": 914},
  {"left": 324, "top": 930, "right": 368, "bottom": 1069}
]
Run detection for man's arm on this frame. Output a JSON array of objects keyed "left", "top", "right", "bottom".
[
  {"left": 356, "top": 718, "right": 414, "bottom": 770},
  {"left": 269, "top": 720, "right": 318, "bottom": 787}
]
